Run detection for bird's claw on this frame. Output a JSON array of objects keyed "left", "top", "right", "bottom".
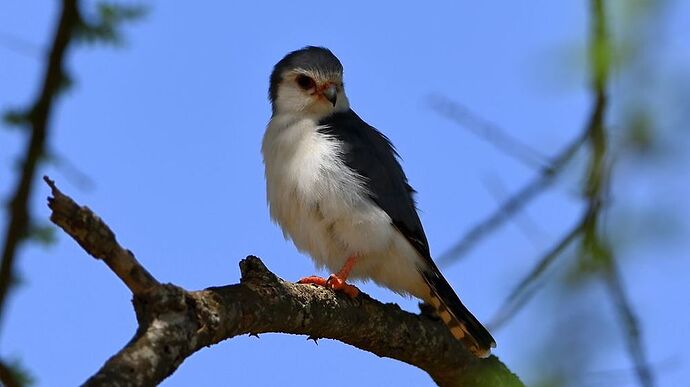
[
  {"left": 326, "top": 274, "right": 360, "bottom": 298},
  {"left": 298, "top": 275, "right": 360, "bottom": 298}
]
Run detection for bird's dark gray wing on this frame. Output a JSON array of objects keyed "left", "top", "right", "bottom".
[
  {"left": 318, "top": 109, "right": 431, "bottom": 259},
  {"left": 318, "top": 109, "right": 496, "bottom": 355}
]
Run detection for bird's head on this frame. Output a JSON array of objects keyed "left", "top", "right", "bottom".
[{"left": 269, "top": 46, "right": 349, "bottom": 117}]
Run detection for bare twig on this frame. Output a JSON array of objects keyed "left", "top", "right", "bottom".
[
  {"left": 43, "top": 176, "right": 159, "bottom": 295},
  {"left": 429, "top": 95, "right": 548, "bottom": 169},
  {"left": 604, "top": 261, "right": 654, "bottom": 387},
  {"left": 489, "top": 214, "right": 587, "bottom": 330},
  {"left": 0, "top": 30, "right": 42, "bottom": 59},
  {"left": 44, "top": 178, "right": 523, "bottom": 387},
  {"left": 47, "top": 151, "right": 96, "bottom": 191},
  {"left": 0, "top": 0, "right": 80, "bottom": 338},
  {"left": 438, "top": 109, "right": 589, "bottom": 266},
  {"left": 480, "top": 174, "right": 547, "bottom": 248}
]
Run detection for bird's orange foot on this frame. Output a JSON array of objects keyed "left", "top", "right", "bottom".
[
  {"left": 297, "top": 276, "right": 328, "bottom": 287},
  {"left": 297, "top": 275, "right": 360, "bottom": 298},
  {"left": 326, "top": 274, "right": 360, "bottom": 298}
]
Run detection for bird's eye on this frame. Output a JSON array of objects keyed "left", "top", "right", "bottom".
[{"left": 296, "top": 75, "right": 315, "bottom": 90}]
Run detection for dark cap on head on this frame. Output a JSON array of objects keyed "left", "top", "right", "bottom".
[{"left": 269, "top": 46, "right": 343, "bottom": 103}]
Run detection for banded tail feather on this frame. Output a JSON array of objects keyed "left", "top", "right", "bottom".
[{"left": 420, "top": 267, "right": 496, "bottom": 358}]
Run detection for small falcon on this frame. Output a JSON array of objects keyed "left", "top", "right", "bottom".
[{"left": 262, "top": 46, "right": 496, "bottom": 357}]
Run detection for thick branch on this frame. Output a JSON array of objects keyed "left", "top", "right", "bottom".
[{"left": 44, "top": 178, "right": 522, "bottom": 387}]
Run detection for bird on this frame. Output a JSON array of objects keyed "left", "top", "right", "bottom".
[{"left": 261, "top": 46, "right": 496, "bottom": 357}]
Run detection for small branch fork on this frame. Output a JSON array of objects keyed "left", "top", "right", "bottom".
[{"left": 42, "top": 176, "right": 523, "bottom": 387}]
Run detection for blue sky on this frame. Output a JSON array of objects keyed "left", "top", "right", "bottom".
[{"left": 1, "top": 1, "right": 689, "bottom": 386}]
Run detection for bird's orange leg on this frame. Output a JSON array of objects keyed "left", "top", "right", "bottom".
[{"left": 298, "top": 255, "right": 360, "bottom": 298}]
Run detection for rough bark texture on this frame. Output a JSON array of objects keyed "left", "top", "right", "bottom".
[{"left": 44, "top": 177, "right": 523, "bottom": 387}]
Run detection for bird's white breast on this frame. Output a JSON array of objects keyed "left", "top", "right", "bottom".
[{"left": 262, "top": 113, "right": 429, "bottom": 300}]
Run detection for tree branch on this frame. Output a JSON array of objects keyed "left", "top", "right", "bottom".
[
  {"left": 604, "top": 260, "right": 654, "bottom": 387},
  {"left": 0, "top": 0, "right": 80, "bottom": 333},
  {"left": 586, "top": 1, "right": 654, "bottom": 386},
  {"left": 489, "top": 212, "right": 587, "bottom": 330},
  {"left": 428, "top": 95, "right": 548, "bottom": 170},
  {"left": 43, "top": 177, "right": 523, "bottom": 387},
  {"left": 437, "top": 99, "right": 590, "bottom": 266},
  {"left": 44, "top": 176, "right": 159, "bottom": 295}
]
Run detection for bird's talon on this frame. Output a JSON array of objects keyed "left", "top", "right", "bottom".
[
  {"left": 326, "top": 274, "right": 359, "bottom": 298},
  {"left": 325, "top": 274, "right": 342, "bottom": 287},
  {"left": 297, "top": 274, "right": 359, "bottom": 298},
  {"left": 297, "top": 276, "right": 328, "bottom": 286}
]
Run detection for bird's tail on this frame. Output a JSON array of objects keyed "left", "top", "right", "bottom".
[{"left": 420, "top": 267, "right": 496, "bottom": 358}]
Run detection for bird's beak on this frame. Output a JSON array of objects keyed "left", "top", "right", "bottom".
[{"left": 322, "top": 84, "right": 337, "bottom": 106}]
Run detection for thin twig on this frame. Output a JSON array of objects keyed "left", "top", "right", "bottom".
[
  {"left": 0, "top": 31, "right": 42, "bottom": 59},
  {"left": 0, "top": 0, "right": 80, "bottom": 333},
  {"left": 604, "top": 262, "right": 654, "bottom": 387},
  {"left": 480, "top": 174, "right": 547, "bottom": 248},
  {"left": 438, "top": 111, "right": 589, "bottom": 266},
  {"left": 489, "top": 214, "right": 587, "bottom": 330},
  {"left": 429, "top": 95, "right": 548, "bottom": 169},
  {"left": 47, "top": 151, "right": 96, "bottom": 191}
]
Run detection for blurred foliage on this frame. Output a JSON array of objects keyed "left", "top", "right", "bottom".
[
  {"left": 511, "top": 1, "right": 688, "bottom": 386},
  {"left": 3, "top": 358, "right": 35, "bottom": 387},
  {"left": 622, "top": 110, "right": 655, "bottom": 155},
  {"left": 2, "top": 109, "right": 31, "bottom": 130},
  {"left": 0, "top": 2, "right": 146, "bottom": 386},
  {"left": 2, "top": 0, "right": 146, "bottom": 241},
  {"left": 577, "top": 229, "right": 613, "bottom": 278},
  {"left": 76, "top": 2, "right": 147, "bottom": 45},
  {"left": 57, "top": 71, "right": 74, "bottom": 95},
  {"left": 609, "top": 207, "right": 683, "bottom": 252},
  {"left": 26, "top": 222, "right": 57, "bottom": 246}
]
